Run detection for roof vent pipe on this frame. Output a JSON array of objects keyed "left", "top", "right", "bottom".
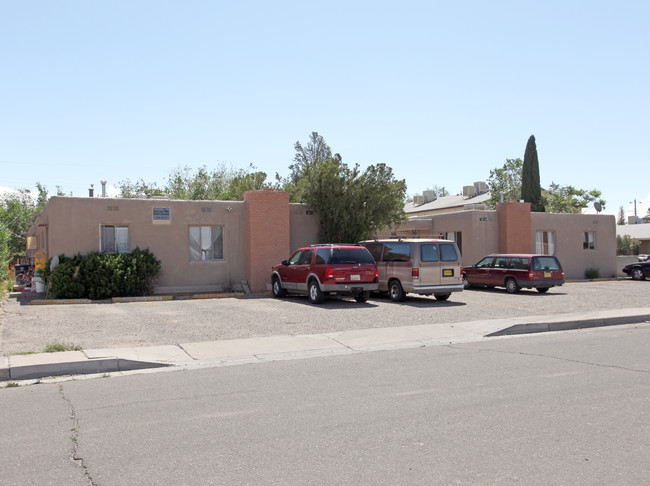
[
  {"left": 89, "top": 184, "right": 94, "bottom": 198},
  {"left": 101, "top": 180, "right": 107, "bottom": 197}
]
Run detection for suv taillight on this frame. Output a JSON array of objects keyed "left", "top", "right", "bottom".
[
  {"left": 325, "top": 267, "right": 334, "bottom": 281},
  {"left": 412, "top": 268, "right": 419, "bottom": 279}
]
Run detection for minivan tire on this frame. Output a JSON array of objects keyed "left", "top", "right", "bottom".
[
  {"left": 434, "top": 293, "right": 450, "bottom": 301},
  {"left": 388, "top": 280, "right": 406, "bottom": 302},
  {"left": 272, "top": 276, "right": 286, "bottom": 298},
  {"left": 505, "top": 277, "right": 520, "bottom": 294},
  {"left": 308, "top": 280, "right": 325, "bottom": 304}
]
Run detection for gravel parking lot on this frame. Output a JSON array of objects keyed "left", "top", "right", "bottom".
[{"left": 1, "top": 280, "right": 648, "bottom": 356}]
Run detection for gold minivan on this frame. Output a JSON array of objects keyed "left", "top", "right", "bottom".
[{"left": 359, "top": 238, "right": 464, "bottom": 302}]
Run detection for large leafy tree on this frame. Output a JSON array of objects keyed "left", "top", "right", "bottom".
[
  {"left": 543, "top": 183, "right": 605, "bottom": 213},
  {"left": 521, "top": 135, "right": 544, "bottom": 212},
  {"left": 0, "top": 183, "right": 53, "bottom": 261},
  {"left": 290, "top": 133, "right": 407, "bottom": 242},
  {"left": 118, "top": 163, "right": 271, "bottom": 200},
  {"left": 486, "top": 158, "right": 523, "bottom": 209}
]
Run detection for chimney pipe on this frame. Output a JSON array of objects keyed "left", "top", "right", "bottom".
[
  {"left": 89, "top": 184, "right": 94, "bottom": 198},
  {"left": 101, "top": 180, "right": 107, "bottom": 197}
]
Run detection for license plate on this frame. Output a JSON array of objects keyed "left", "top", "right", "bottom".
[
  {"left": 544, "top": 272, "right": 552, "bottom": 278},
  {"left": 350, "top": 274, "right": 361, "bottom": 281},
  {"left": 443, "top": 269, "right": 454, "bottom": 277}
]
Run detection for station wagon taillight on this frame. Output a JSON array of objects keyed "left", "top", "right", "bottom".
[
  {"left": 528, "top": 272, "right": 534, "bottom": 280},
  {"left": 412, "top": 268, "right": 419, "bottom": 279}
]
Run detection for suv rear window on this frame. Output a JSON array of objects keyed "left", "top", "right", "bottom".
[{"left": 316, "top": 247, "right": 375, "bottom": 265}]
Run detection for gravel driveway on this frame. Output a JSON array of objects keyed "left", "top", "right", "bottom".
[{"left": 1, "top": 280, "right": 648, "bottom": 356}]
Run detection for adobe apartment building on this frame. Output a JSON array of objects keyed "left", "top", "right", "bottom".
[
  {"left": 26, "top": 187, "right": 616, "bottom": 295},
  {"left": 26, "top": 190, "right": 319, "bottom": 294},
  {"left": 392, "top": 200, "right": 616, "bottom": 279}
]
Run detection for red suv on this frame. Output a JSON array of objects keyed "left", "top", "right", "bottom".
[
  {"left": 462, "top": 254, "right": 565, "bottom": 294},
  {"left": 271, "top": 244, "right": 379, "bottom": 304}
]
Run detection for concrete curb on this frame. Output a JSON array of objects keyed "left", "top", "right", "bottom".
[
  {"left": 2, "top": 309, "right": 649, "bottom": 382},
  {"left": 20, "top": 292, "right": 248, "bottom": 305}
]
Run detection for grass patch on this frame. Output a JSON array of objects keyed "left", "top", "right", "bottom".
[
  {"left": 44, "top": 342, "right": 83, "bottom": 353},
  {"left": 6, "top": 382, "right": 20, "bottom": 388},
  {"left": 15, "top": 351, "right": 36, "bottom": 355}
]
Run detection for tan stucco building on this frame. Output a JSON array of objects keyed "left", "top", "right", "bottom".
[
  {"left": 392, "top": 200, "right": 617, "bottom": 279},
  {"left": 26, "top": 191, "right": 319, "bottom": 294},
  {"left": 26, "top": 190, "right": 617, "bottom": 295}
]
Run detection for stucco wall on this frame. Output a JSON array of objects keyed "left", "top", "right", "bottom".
[
  {"left": 531, "top": 212, "right": 616, "bottom": 279},
  {"left": 430, "top": 210, "right": 499, "bottom": 267},
  {"left": 28, "top": 197, "right": 250, "bottom": 293}
]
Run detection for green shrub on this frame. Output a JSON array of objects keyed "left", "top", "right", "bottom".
[
  {"left": 616, "top": 234, "right": 641, "bottom": 255},
  {"left": 584, "top": 268, "right": 600, "bottom": 279},
  {"left": 44, "top": 248, "right": 161, "bottom": 299}
]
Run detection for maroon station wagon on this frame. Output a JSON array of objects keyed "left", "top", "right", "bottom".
[{"left": 462, "top": 254, "right": 565, "bottom": 294}]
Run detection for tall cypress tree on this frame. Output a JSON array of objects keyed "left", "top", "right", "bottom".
[{"left": 521, "top": 135, "right": 544, "bottom": 212}]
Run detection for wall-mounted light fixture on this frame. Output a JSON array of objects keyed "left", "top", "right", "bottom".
[
  {"left": 226, "top": 207, "right": 233, "bottom": 212},
  {"left": 306, "top": 210, "right": 313, "bottom": 215}
]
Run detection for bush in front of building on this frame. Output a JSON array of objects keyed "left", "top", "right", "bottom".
[
  {"left": 616, "top": 234, "right": 641, "bottom": 256},
  {"left": 43, "top": 248, "right": 161, "bottom": 300},
  {"left": 584, "top": 268, "right": 600, "bottom": 279}
]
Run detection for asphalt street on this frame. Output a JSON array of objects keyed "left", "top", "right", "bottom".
[
  {"left": 1, "top": 324, "right": 648, "bottom": 485},
  {"left": 1, "top": 280, "right": 649, "bottom": 356}
]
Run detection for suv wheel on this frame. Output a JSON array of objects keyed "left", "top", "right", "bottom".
[
  {"left": 505, "top": 277, "right": 520, "bottom": 294},
  {"left": 388, "top": 280, "right": 405, "bottom": 302},
  {"left": 631, "top": 268, "right": 645, "bottom": 281},
  {"left": 308, "top": 280, "right": 324, "bottom": 304},
  {"left": 354, "top": 291, "right": 370, "bottom": 303},
  {"left": 272, "top": 276, "right": 286, "bottom": 298},
  {"left": 434, "top": 293, "right": 450, "bottom": 301}
]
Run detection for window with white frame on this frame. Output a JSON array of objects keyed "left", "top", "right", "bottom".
[
  {"left": 535, "top": 231, "right": 555, "bottom": 254},
  {"left": 189, "top": 226, "right": 224, "bottom": 261},
  {"left": 583, "top": 231, "right": 595, "bottom": 250},
  {"left": 101, "top": 225, "right": 129, "bottom": 253}
]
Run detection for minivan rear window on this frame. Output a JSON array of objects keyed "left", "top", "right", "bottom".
[
  {"left": 421, "top": 244, "right": 440, "bottom": 262},
  {"left": 439, "top": 243, "right": 458, "bottom": 262},
  {"left": 382, "top": 243, "right": 411, "bottom": 262},
  {"left": 316, "top": 248, "right": 375, "bottom": 265}
]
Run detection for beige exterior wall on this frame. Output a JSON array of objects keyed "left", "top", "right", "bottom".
[
  {"left": 393, "top": 202, "right": 616, "bottom": 279},
  {"left": 531, "top": 212, "right": 617, "bottom": 279},
  {"left": 27, "top": 192, "right": 320, "bottom": 294}
]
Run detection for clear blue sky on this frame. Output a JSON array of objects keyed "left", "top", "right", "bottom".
[{"left": 1, "top": 1, "right": 648, "bottom": 218}]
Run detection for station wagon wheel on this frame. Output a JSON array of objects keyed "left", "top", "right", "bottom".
[
  {"left": 308, "top": 280, "right": 324, "bottom": 304},
  {"left": 272, "top": 276, "right": 286, "bottom": 298},
  {"left": 354, "top": 291, "right": 370, "bottom": 303},
  {"left": 462, "top": 274, "right": 472, "bottom": 289},
  {"left": 631, "top": 268, "right": 645, "bottom": 281},
  {"left": 388, "top": 280, "right": 405, "bottom": 302},
  {"left": 536, "top": 287, "right": 550, "bottom": 293},
  {"left": 505, "top": 277, "right": 520, "bottom": 294}
]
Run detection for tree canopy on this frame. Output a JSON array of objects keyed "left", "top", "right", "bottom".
[
  {"left": 284, "top": 133, "right": 407, "bottom": 242},
  {"left": 118, "top": 163, "right": 271, "bottom": 200},
  {"left": 0, "top": 183, "right": 56, "bottom": 267},
  {"left": 486, "top": 158, "right": 523, "bottom": 209},
  {"left": 521, "top": 135, "right": 544, "bottom": 211},
  {"left": 543, "top": 183, "right": 605, "bottom": 213}
]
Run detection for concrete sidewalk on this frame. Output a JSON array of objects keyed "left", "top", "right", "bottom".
[{"left": 3, "top": 308, "right": 650, "bottom": 382}]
